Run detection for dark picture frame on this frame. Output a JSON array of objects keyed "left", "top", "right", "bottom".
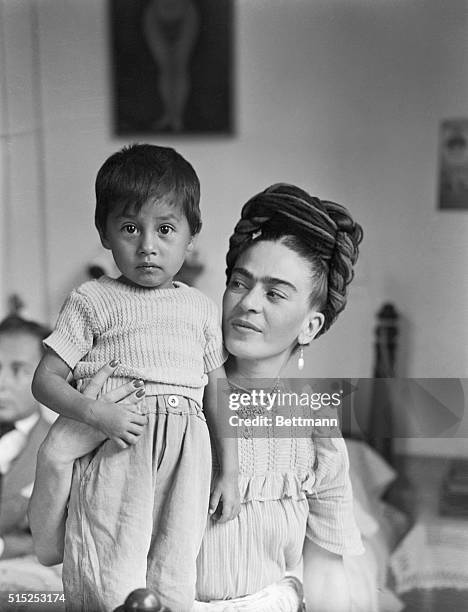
[
  {"left": 110, "top": 0, "right": 234, "bottom": 135},
  {"left": 438, "top": 119, "right": 468, "bottom": 210}
]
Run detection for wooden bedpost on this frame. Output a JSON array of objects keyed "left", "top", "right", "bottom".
[{"left": 367, "top": 303, "right": 399, "bottom": 465}]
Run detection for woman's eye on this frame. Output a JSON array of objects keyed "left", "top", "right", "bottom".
[
  {"left": 159, "top": 225, "right": 174, "bottom": 235},
  {"left": 122, "top": 224, "right": 138, "bottom": 234},
  {"left": 229, "top": 278, "right": 246, "bottom": 290},
  {"left": 267, "top": 290, "right": 285, "bottom": 301}
]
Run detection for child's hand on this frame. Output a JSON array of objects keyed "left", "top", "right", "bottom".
[
  {"left": 87, "top": 392, "right": 147, "bottom": 448},
  {"left": 209, "top": 472, "right": 240, "bottom": 523}
]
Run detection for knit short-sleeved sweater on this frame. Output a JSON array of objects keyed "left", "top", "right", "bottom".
[{"left": 44, "top": 276, "right": 226, "bottom": 405}]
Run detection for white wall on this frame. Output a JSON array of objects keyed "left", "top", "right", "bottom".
[
  {"left": 0, "top": 0, "right": 49, "bottom": 318},
  {"left": 2, "top": 0, "right": 468, "bottom": 454}
]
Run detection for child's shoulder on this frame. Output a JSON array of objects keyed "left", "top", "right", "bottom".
[{"left": 71, "top": 275, "right": 118, "bottom": 300}]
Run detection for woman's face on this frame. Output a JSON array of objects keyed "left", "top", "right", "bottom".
[{"left": 222, "top": 240, "right": 323, "bottom": 363}]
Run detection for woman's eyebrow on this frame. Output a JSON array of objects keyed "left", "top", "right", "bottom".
[
  {"left": 232, "top": 267, "right": 297, "bottom": 291},
  {"left": 264, "top": 277, "right": 297, "bottom": 291},
  {"left": 231, "top": 266, "right": 252, "bottom": 279}
]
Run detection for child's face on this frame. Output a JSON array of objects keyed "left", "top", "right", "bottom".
[{"left": 100, "top": 197, "right": 193, "bottom": 289}]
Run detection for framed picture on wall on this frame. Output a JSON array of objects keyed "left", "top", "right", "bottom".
[
  {"left": 110, "top": 0, "right": 234, "bottom": 135},
  {"left": 438, "top": 119, "right": 468, "bottom": 210}
]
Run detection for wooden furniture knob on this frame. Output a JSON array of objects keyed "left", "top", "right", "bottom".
[{"left": 114, "top": 588, "right": 163, "bottom": 612}]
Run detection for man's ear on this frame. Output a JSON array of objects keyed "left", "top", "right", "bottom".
[
  {"left": 98, "top": 227, "right": 111, "bottom": 250},
  {"left": 298, "top": 311, "right": 325, "bottom": 344}
]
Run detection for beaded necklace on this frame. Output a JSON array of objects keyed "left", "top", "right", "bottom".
[{"left": 227, "top": 377, "right": 282, "bottom": 416}]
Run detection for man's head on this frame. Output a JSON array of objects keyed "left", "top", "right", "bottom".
[{"left": 0, "top": 316, "right": 50, "bottom": 424}]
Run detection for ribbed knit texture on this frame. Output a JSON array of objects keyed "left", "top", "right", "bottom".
[
  {"left": 44, "top": 276, "right": 226, "bottom": 406},
  {"left": 219, "top": 433, "right": 363, "bottom": 552},
  {"left": 197, "top": 435, "right": 363, "bottom": 600}
]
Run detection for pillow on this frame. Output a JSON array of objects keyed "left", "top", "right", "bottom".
[
  {"left": 353, "top": 498, "right": 379, "bottom": 537},
  {"left": 346, "top": 439, "right": 397, "bottom": 498},
  {"left": 345, "top": 439, "right": 397, "bottom": 537}
]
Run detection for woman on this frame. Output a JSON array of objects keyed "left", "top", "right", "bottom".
[{"left": 29, "top": 183, "right": 364, "bottom": 611}]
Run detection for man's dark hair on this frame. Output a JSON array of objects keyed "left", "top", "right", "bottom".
[
  {"left": 0, "top": 315, "right": 51, "bottom": 354},
  {"left": 95, "top": 144, "right": 202, "bottom": 236}
]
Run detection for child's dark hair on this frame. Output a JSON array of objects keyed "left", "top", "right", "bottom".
[
  {"left": 95, "top": 144, "right": 201, "bottom": 236},
  {"left": 0, "top": 315, "right": 51, "bottom": 355}
]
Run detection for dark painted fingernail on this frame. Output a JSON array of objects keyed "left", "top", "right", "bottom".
[
  {"left": 110, "top": 359, "right": 120, "bottom": 367},
  {"left": 133, "top": 379, "right": 144, "bottom": 388},
  {"left": 136, "top": 388, "right": 145, "bottom": 397}
]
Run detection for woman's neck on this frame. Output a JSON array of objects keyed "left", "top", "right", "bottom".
[{"left": 226, "top": 351, "right": 292, "bottom": 382}]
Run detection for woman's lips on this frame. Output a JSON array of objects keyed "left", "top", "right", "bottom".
[{"left": 230, "top": 318, "right": 262, "bottom": 333}]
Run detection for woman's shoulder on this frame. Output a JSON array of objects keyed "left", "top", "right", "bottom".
[{"left": 312, "top": 436, "right": 350, "bottom": 484}]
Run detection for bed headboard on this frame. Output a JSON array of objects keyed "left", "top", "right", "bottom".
[
  {"left": 366, "top": 303, "right": 399, "bottom": 465},
  {"left": 341, "top": 303, "right": 399, "bottom": 464}
]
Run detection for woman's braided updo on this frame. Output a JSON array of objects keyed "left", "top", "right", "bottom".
[{"left": 225, "top": 183, "right": 363, "bottom": 338}]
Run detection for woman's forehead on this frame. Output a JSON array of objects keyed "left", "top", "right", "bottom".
[{"left": 235, "top": 241, "right": 311, "bottom": 286}]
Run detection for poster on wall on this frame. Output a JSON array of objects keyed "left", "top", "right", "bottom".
[
  {"left": 438, "top": 119, "right": 468, "bottom": 210},
  {"left": 110, "top": 0, "right": 234, "bottom": 135}
]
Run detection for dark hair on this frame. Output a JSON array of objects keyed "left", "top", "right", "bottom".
[
  {"left": 0, "top": 315, "right": 51, "bottom": 354},
  {"left": 95, "top": 144, "right": 201, "bottom": 236},
  {"left": 226, "top": 183, "right": 363, "bottom": 338}
]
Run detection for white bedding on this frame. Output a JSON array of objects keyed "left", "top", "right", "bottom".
[{"left": 344, "top": 439, "right": 408, "bottom": 612}]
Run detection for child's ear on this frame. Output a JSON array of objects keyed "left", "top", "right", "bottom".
[
  {"left": 98, "top": 227, "right": 111, "bottom": 250},
  {"left": 186, "top": 235, "right": 196, "bottom": 254}
]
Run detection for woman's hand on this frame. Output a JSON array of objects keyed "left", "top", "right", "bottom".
[
  {"left": 41, "top": 360, "right": 147, "bottom": 464},
  {"left": 83, "top": 360, "right": 148, "bottom": 449},
  {"left": 209, "top": 471, "right": 241, "bottom": 523}
]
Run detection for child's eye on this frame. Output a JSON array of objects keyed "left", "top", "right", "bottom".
[
  {"left": 159, "top": 225, "right": 174, "bottom": 235},
  {"left": 122, "top": 224, "right": 138, "bottom": 235}
]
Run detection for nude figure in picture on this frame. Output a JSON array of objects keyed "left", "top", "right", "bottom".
[{"left": 143, "top": 0, "right": 200, "bottom": 132}]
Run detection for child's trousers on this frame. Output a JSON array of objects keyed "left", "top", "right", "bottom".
[{"left": 63, "top": 395, "right": 211, "bottom": 612}]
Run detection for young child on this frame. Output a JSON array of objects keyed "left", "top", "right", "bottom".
[{"left": 32, "top": 144, "right": 239, "bottom": 612}]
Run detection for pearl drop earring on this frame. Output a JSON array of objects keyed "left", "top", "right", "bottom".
[{"left": 298, "top": 345, "right": 305, "bottom": 371}]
